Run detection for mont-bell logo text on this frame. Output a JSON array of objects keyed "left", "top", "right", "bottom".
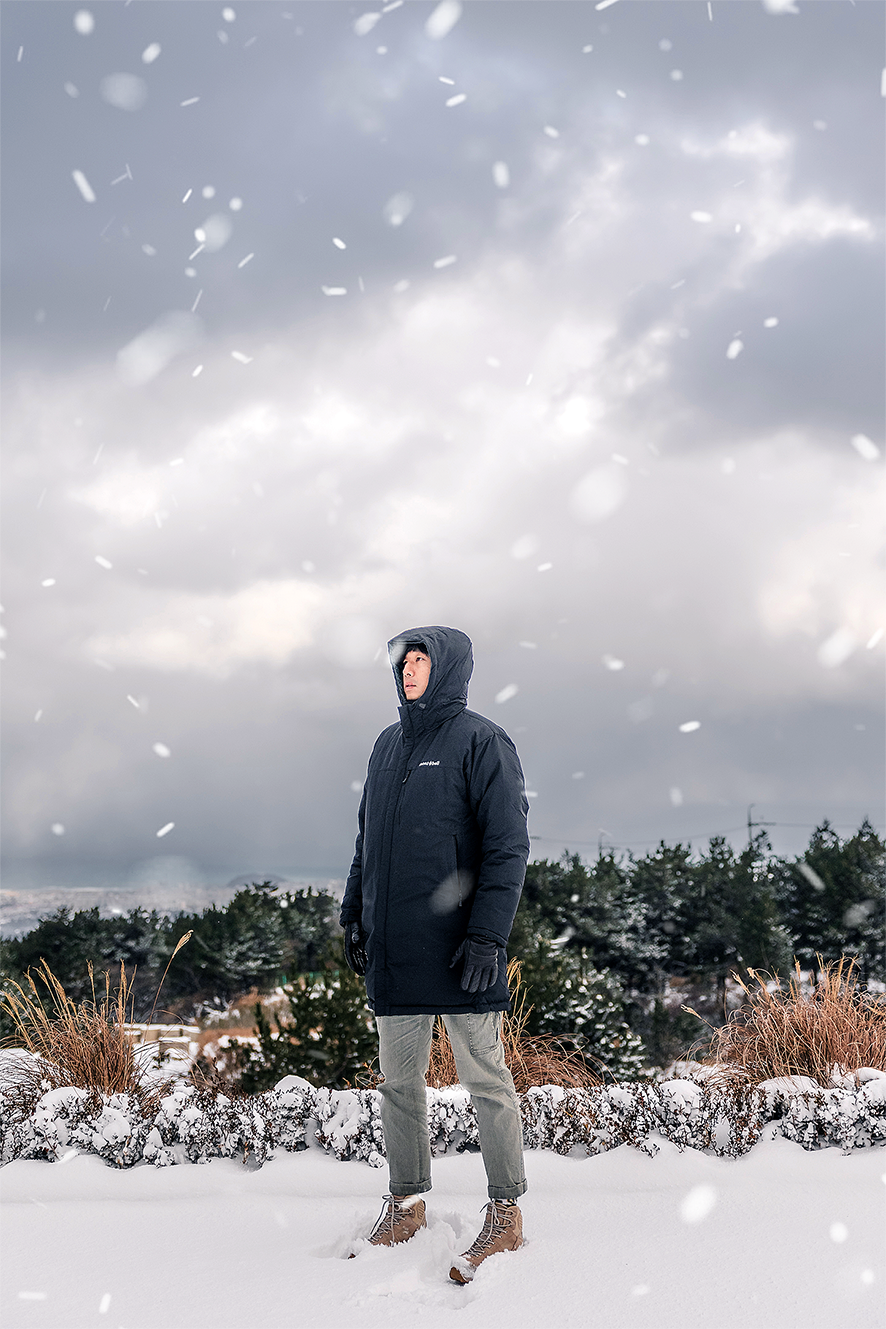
[{"left": 418, "top": 760, "right": 440, "bottom": 767}]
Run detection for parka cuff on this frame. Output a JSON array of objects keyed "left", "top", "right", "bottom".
[{"left": 467, "top": 926, "right": 507, "bottom": 948}]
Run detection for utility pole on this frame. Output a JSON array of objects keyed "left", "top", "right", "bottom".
[{"left": 746, "top": 804, "right": 775, "bottom": 853}]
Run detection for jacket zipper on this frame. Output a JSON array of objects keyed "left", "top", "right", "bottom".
[
  {"left": 395, "top": 767, "right": 411, "bottom": 826},
  {"left": 377, "top": 744, "right": 409, "bottom": 1009}
]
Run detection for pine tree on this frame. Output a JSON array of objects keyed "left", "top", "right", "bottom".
[
  {"left": 518, "top": 852, "right": 665, "bottom": 987},
  {"left": 162, "top": 882, "right": 338, "bottom": 1006},
  {"left": 678, "top": 835, "right": 791, "bottom": 1012},
  {"left": 509, "top": 870, "right": 648, "bottom": 1078},
  {"left": 4, "top": 906, "right": 167, "bottom": 1012},
  {"left": 776, "top": 820, "right": 885, "bottom": 983},
  {"left": 522, "top": 947, "right": 648, "bottom": 1080}
]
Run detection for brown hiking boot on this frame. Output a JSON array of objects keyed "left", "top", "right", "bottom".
[
  {"left": 449, "top": 1200, "right": 523, "bottom": 1284},
  {"left": 350, "top": 1195, "right": 427, "bottom": 1255}
]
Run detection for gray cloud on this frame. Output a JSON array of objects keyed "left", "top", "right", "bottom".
[{"left": 2, "top": 1, "right": 883, "bottom": 895}]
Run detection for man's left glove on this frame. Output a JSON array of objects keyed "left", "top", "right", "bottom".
[
  {"left": 450, "top": 937, "right": 498, "bottom": 994},
  {"left": 343, "top": 922, "right": 368, "bottom": 976}
]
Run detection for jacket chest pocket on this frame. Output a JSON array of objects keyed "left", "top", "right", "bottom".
[{"left": 397, "top": 763, "right": 465, "bottom": 830}]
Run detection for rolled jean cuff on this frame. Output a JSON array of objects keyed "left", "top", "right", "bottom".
[
  {"left": 390, "top": 1179, "right": 432, "bottom": 1197},
  {"left": 488, "top": 1178, "right": 527, "bottom": 1201}
]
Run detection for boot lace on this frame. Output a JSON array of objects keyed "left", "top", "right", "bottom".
[
  {"left": 465, "top": 1202, "right": 513, "bottom": 1257},
  {"left": 368, "top": 1194, "right": 412, "bottom": 1242}
]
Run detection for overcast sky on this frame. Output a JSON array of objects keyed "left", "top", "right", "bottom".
[{"left": 2, "top": 0, "right": 884, "bottom": 900}]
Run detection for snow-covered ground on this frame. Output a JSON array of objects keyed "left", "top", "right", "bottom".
[{"left": 1, "top": 1137, "right": 882, "bottom": 1329}]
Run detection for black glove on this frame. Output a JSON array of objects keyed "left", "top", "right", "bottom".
[
  {"left": 450, "top": 937, "right": 498, "bottom": 994},
  {"left": 343, "top": 922, "right": 367, "bottom": 976}
]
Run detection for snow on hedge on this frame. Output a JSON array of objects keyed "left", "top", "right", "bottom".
[{"left": 2, "top": 1070, "right": 884, "bottom": 1169}]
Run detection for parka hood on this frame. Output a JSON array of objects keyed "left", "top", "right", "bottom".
[{"left": 388, "top": 625, "right": 473, "bottom": 729}]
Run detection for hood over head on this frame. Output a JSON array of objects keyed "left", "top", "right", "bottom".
[{"left": 388, "top": 626, "right": 473, "bottom": 717}]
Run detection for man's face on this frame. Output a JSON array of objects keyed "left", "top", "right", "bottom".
[{"left": 402, "top": 649, "right": 431, "bottom": 701}]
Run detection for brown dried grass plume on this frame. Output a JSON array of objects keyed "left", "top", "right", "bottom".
[
  {"left": 687, "top": 957, "right": 886, "bottom": 1088},
  {"left": 1, "top": 935, "right": 191, "bottom": 1108}
]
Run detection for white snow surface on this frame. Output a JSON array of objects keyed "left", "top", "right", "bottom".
[{"left": 1, "top": 1137, "right": 883, "bottom": 1328}]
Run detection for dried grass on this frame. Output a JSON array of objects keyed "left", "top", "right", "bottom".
[
  {"left": 1, "top": 936, "right": 192, "bottom": 1109},
  {"left": 426, "top": 959, "right": 601, "bottom": 1091},
  {"left": 686, "top": 957, "right": 886, "bottom": 1088}
]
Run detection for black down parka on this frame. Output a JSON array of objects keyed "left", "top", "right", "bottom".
[{"left": 340, "top": 626, "right": 530, "bottom": 1016}]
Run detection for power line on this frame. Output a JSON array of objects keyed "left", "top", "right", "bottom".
[{"left": 529, "top": 818, "right": 884, "bottom": 853}]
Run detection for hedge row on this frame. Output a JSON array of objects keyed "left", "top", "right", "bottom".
[{"left": 2, "top": 1069, "right": 884, "bottom": 1170}]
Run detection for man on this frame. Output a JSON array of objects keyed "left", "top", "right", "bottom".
[{"left": 340, "top": 625, "right": 530, "bottom": 1284}]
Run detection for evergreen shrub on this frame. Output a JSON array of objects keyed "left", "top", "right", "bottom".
[
  {"left": 4, "top": 1072, "right": 883, "bottom": 1169},
  {"left": 224, "top": 948, "right": 377, "bottom": 1093}
]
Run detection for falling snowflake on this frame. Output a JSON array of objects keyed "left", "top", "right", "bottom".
[
  {"left": 817, "top": 628, "right": 856, "bottom": 668},
  {"left": 850, "top": 434, "right": 879, "bottom": 461},
  {"left": 100, "top": 74, "right": 147, "bottom": 112},
  {"left": 425, "top": 0, "right": 462, "bottom": 40},
  {"left": 383, "top": 192, "right": 414, "bottom": 226},
  {"left": 353, "top": 12, "right": 381, "bottom": 36},
  {"left": 72, "top": 170, "right": 96, "bottom": 203}
]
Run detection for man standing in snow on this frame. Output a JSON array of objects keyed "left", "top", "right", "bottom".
[{"left": 340, "top": 625, "right": 530, "bottom": 1284}]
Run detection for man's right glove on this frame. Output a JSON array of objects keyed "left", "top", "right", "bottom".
[
  {"left": 450, "top": 937, "right": 499, "bottom": 994},
  {"left": 343, "top": 922, "right": 367, "bottom": 976}
]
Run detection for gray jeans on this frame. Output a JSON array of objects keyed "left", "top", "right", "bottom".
[{"left": 375, "top": 1012, "right": 527, "bottom": 1201}]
